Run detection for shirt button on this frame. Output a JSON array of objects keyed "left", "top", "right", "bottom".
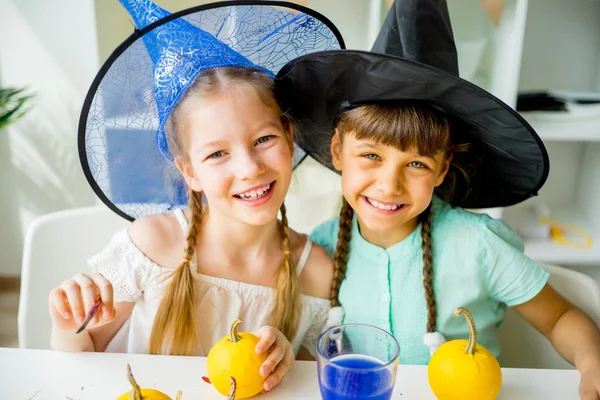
[{"left": 382, "top": 294, "right": 390, "bottom": 302}]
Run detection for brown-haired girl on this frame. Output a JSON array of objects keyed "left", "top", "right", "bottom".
[{"left": 276, "top": 0, "right": 600, "bottom": 396}]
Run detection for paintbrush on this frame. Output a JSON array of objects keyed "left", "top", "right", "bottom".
[{"left": 76, "top": 299, "right": 102, "bottom": 334}]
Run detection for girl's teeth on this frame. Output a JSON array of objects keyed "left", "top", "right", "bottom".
[
  {"left": 368, "top": 198, "right": 400, "bottom": 210},
  {"left": 238, "top": 184, "right": 271, "bottom": 200}
]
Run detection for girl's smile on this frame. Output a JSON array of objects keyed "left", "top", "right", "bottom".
[
  {"left": 234, "top": 180, "right": 276, "bottom": 207},
  {"left": 361, "top": 195, "right": 408, "bottom": 215}
]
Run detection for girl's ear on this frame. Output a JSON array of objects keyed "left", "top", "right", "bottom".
[
  {"left": 175, "top": 157, "right": 203, "bottom": 192},
  {"left": 330, "top": 130, "right": 343, "bottom": 171},
  {"left": 435, "top": 153, "right": 452, "bottom": 187},
  {"left": 285, "top": 122, "right": 294, "bottom": 154}
]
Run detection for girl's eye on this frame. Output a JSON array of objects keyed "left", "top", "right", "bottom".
[
  {"left": 408, "top": 161, "right": 427, "bottom": 168},
  {"left": 256, "top": 135, "right": 274, "bottom": 145},
  {"left": 363, "top": 153, "right": 381, "bottom": 161},
  {"left": 208, "top": 150, "right": 226, "bottom": 159}
]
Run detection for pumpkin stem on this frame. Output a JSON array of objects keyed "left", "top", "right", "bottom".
[
  {"left": 127, "top": 364, "right": 143, "bottom": 400},
  {"left": 453, "top": 307, "right": 477, "bottom": 355},
  {"left": 227, "top": 376, "right": 237, "bottom": 400},
  {"left": 229, "top": 319, "right": 242, "bottom": 343}
]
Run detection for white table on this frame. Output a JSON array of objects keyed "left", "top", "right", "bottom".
[{"left": 0, "top": 347, "right": 582, "bottom": 399}]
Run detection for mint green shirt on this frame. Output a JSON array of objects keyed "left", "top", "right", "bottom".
[{"left": 310, "top": 196, "right": 549, "bottom": 365}]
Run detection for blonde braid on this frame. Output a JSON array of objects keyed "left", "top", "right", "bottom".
[
  {"left": 148, "top": 190, "right": 203, "bottom": 355},
  {"left": 272, "top": 202, "right": 301, "bottom": 340}
]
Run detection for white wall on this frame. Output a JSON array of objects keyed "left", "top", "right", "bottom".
[
  {"left": 94, "top": 0, "right": 376, "bottom": 65},
  {"left": 519, "top": 0, "right": 600, "bottom": 92},
  {"left": 305, "top": 0, "right": 375, "bottom": 50},
  {"left": 0, "top": 0, "right": 100, "bottom": 276},
  {"left": 94, "top": 0, "right": 218, "bottom": 63},
  {"left": 578, "top": 143, "right": 600, "bottom": 233}
]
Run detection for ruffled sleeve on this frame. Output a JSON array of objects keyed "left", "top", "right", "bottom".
[
  {"left": 87, "top": 229, "right": 163, "bottom": 303},
  {"left": 300, "top": 298, "right": 332, "bottom": 359}
]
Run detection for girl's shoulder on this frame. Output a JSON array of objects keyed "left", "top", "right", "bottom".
[
  {"left": 87, "top": 211, "right": 184, "bottom": 302},
  {"left": 127, "top": 211, "right": 187, "bottom": 270},
  {"left": 430, "top": 196, "right": 525, "bottom": 253},
  {"left": 288, "top": 227, "right": 334, "bottom": 300}
]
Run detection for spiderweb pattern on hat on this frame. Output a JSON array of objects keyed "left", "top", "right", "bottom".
[{"left": 80, "top": 1, "right": 344, "bottom": 221}]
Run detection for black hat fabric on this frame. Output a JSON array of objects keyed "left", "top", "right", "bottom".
[{"left": 275, "top": 0, "right": 548, "bottom": 209}]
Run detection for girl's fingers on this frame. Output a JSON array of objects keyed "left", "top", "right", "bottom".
[
  {"left": 254, "top": 327, "right": 277, "bottom": 356},
  {"left": 93, "top": 303, "right": 101, "bottom": 325},
  {"left": 263, "top": 346, "right": 293, "bottom": 391},
  {"left": 260, "top": 343, "right": 285, "bottom": 377},
  {"left": 90, "top": 273, "right": 114, "bottom": 320},
  {"left": 49, "top": 288, "right": 71, "bottom": 319},
  {"left": 61, "top": 279, "right": 85, "bottom": 323},
  {"left": 72, "top": 273, "right": 98, "bottom": 318}
]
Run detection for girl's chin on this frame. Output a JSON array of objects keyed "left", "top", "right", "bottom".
[
  {"left": 231, "top": 199, "right": 284, "bottom": 225},
  {"left": 238, "top": 213, "right": 281, "bottom": 227},
  {"left": 357, "top": 206, "right": 417, "bottom": 231}
]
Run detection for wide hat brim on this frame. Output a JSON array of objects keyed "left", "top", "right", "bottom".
[
  {"left": 275, "top": 50, "right": 549, "bottom": 209},
  {"left": 78, "top": 1, "right": 345, "bottom": 221}
]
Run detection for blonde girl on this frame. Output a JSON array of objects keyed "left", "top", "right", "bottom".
[{"left": 48, "top": 0, "right": 343, "bottom": 392}]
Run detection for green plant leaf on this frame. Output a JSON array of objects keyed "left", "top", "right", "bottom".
[{"left": 0, "top": 87, "right": 34, "bottom": 130}]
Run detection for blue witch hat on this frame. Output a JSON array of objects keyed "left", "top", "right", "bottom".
[
  {"left": 119, "top": 0, "right": 272, "bottom": 162},
  {"left": 78, "top": 0, "right": 344, "bottom": 221}
]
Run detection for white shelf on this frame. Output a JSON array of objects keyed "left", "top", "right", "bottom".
[
  {"left": 503, "top": 206, "right": 600, "bottom": 266},
  {"left": 521, "top": 113, "right": 600, "bottom": 142}
]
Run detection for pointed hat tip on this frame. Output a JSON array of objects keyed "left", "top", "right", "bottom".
[{"left": 118, "top": 0, "right": 171, "bottom": 30}]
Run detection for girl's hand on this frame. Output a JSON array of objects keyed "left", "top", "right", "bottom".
[
  {"left": 579, "top": 363, "right": 600, "bottom": 400},
  {"left": 253, "top": 325, "right": 294, "bottom": 392},
  {"left": 48, "top": 272, "right": 115, "bottom": 332}
]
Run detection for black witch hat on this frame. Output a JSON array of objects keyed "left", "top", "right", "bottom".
[{"left": 275, "top": 0, "right": 548, "bottom": 209}]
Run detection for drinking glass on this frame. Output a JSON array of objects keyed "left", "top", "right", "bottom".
[{"left": 316, "top": 324, "right": 400, "bottom": 400}]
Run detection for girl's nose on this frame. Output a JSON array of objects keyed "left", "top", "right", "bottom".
[
  {"left": 376, "top": 167, "right": 403, "bottom": 195},
  {"left": 235, "top": 151, "right": 265, "bottom": 180}
]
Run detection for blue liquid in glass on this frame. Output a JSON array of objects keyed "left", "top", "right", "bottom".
[{"left": 319, "top": 354, "right": 394, "bottom": 400}]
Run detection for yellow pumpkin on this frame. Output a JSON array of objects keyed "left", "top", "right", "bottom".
[
  {"left": 207, "top": 319, "right": 268, "bottom": 399},
  {"left": 116, "top": 364, "right": 179, "bottom": 400},
  {"left": 428, "top": 307, "right": 502, "bottom": 400}
]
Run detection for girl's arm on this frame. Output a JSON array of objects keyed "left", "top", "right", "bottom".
[
  {"left": 513, "top": 283, "right": 600, "bottom": 397},
  {"left": 296, "top": 236, "right": 336, "bottom": 361},
  {"left": 88, "top": 301, "right": 135, "bottom": 351}
]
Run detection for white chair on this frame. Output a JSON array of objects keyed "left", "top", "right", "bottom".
[
  {"left": 498, "top": 262, "right": 600, "bottom": 369},
  {"left": 18, "top": 205, "right": 130, "bottom": 349}
]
